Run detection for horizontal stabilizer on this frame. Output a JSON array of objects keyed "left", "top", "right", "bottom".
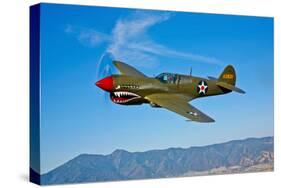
[
  {"left": 217, "top": 82, "right": 245, "bottom": 94},
  {"left": 208, "top": 76, "right": 217, "bottom": 80}
]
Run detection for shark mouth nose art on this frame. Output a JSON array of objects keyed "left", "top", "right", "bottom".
[{"left": 110, "top": 91, "right": 141, "bottom": 103}]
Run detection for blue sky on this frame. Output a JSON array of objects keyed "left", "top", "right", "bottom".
[{"left": 39, "top": 3, "right": 273, "bottom": 173}]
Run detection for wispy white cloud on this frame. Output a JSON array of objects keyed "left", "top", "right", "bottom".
[
  {"left": 65, "top": 25, "right": 110, "bottom": 47},
  {"left": 65, "top": 11, "right": 221, "bottom": 67},
  {"left": 127, "top": 41, "right": 221, "bottom": 65},
  {"left": 105, "top": 12, "right": 171, "bottom": 67}
]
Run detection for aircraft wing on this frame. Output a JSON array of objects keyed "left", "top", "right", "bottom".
[
  {"left": 145, "top": 94, "right": 215, "bottom": 123},
  {"left": 113, "top": 61, "right": 147, "bottom": 77}
]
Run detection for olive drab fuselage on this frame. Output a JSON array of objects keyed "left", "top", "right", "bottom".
[{"left": 111, "top": 74, "right": 231, "bottom": 105}]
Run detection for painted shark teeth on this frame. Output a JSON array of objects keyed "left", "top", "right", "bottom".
[
  {"left": 113, "top": 91, "right": 139, "bottom": 97},
  {"left": 110, "top": 91, "right": 141, "bottom": 104}
]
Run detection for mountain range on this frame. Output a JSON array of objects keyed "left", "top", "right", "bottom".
[{"left": 41, "top": 136, "right": 273, "bottom": 185}]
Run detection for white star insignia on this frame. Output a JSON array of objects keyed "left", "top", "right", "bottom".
[{"left": 198, "top": 81, "right": 208, "bottom": 94}]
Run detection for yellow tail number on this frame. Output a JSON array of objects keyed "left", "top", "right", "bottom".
[{"left": 222, "top": 74, "right": 234, "bottom": 79}]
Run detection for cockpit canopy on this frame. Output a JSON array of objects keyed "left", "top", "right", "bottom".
[{"left": 155, "top": 73, "right": 178, "bottom": 84}]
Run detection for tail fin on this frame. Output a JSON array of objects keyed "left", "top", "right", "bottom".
[
  {"left": 218, "top": 65, "right": 236, "bottom": 86},
  {"left": 217, "top": 65, "right": 245, "bottom": 94}
]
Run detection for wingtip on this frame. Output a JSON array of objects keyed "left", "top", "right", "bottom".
[
  {"left": 205, "top": 119, "right": 215, "bottom": 123},
  {"left": 112, "top": 60, "right": 119, "bottom": 65},
  {"left": 113, "top": 60, "right": 125, "bottom": 65},
  {"left": 237, "top": 89, "right": 246, "bottom": 94},
  {"left": 185, "top": 119, "right": 215, "bottom": 123},
  {"left": 112, "top": 60, "right": 122, "bottom": 66}
]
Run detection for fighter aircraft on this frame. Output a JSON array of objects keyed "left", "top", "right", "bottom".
[{"left": 95, "top": 61, "right": 245, "bottom": 122}]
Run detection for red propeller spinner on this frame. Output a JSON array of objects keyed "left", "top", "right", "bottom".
[{"left": 95, "top": 76, "right": 114, "bottom": 91}]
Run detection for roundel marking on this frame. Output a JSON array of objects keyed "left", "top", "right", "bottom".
[{"left": 197, "top": 80, "right": 208, "bottom": 95}]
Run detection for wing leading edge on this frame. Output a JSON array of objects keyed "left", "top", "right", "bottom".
[
  {"left": 113, "top": 61, "right": 147, "bottom": 77},
  {"left": 145, "top": 94, "right": 215, "bottom": 123}
]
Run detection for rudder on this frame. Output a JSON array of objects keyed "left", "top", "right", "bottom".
[{"left": 218, "top": 65, "right": 236, "bottom": 86}]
